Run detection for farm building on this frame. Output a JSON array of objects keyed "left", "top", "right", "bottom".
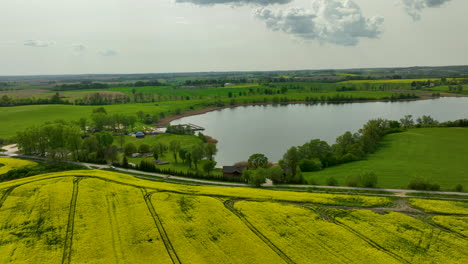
[{"left": 222, "top": 166, "right": 245, "bottom": 177}]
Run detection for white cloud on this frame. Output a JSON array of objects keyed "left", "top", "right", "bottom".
[
  {"left": 255, "top": 0, "right": 384, "bottom": 46},
  {"left": 72, "top": 44, "right": 86, "bottom": 52},
  {"left": 175, "top": 0, "right": 291, "bottom": 5},
  {"left": 401, "top": 0, "right": 453, "bottom": 20},
  {"left": 99, "top": 49, "right": 118, "bottom": 57},
  {"left": 24, "top": 40, "right": 55, "bottom": 48}
]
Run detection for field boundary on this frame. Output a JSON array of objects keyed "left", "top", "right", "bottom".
[
  {"left": 223, "top": 199, "right": 295, "bottom": 264},
  {"left": 141, "top": 188, "right": 181, "bottom": 264}
]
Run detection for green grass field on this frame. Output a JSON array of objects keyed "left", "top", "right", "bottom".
[
  {"left": 0, "top": 163, "right": 466, "bottom": 263},
  {"left": 304, "top": 128, "right": 468, "bottom": 190},
  {"left": 0, "top": 91, "right": 397, "bottom": 139}
]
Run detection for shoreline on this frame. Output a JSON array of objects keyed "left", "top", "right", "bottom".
[{"left": 157, "top": 93, "right": 465, "bottom": 126}]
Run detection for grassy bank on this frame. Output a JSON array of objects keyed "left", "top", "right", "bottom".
[{"left": 304, "top": 128, "right": 468, "bottom": 190}]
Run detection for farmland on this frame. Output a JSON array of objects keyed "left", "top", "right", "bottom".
[
  {"left": 0, "top": 157, "right": 37, "bottom": 175},
  {"left": 0, "top": 162, "right": 466, "bottom": 263},
  {"left": 304, "top": 128, "right": 468, "bottom": 190}
]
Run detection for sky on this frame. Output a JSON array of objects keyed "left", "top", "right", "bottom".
[{"left": 0, "top": 0, "right": 467, "bottom": 75}]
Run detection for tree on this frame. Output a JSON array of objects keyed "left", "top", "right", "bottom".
[
  {"left": 400, "top": 115, "right": 414, "bottom": 128},
  {"left": 122, "top": 155, "right": 129, "bottom": 168},
  {"left": 105, "top": 145, "right": 118, "bottom": 164},
  {"left": 118, "top": 134, "right": 126, "bottom": 149},
  {"left": 416, "top": 115, "right": 438, "bottom": 127},
  {"left": 136, "top": 111, "right": 145, "bottom": 122},
  {"left": 191, "top": 144, "right": 204, "bottom": 169},
  {"left": 250, "top": 168, "right": 267, "bottom": 187},
  {"left": 282, "top": 147, "right": 300, "bottom": 176},
  {"left": 248, "top": 153, "right": 268, "bottom": 169},
  {"left": 267, "top": 166, "right": 284, "bottom": 184},
  {"left": 203, "top": 160, "right": 217, "bottom": 175},
  {"left": 169, "top": 140, "right": 181, "bottom": 163},
  {"left": 139, "top": 144, "right": 150, "bottom": 153},
  {"left": 153, "top": 152, "right": 159, "bottom": 160},
  {"left": 299, "top": 158, "right": 322, "bottom": 172},
  {"left": 124, "top": 143, "right": 137, "bottom": 156},
  {"left": 204, "top": 142, "right": 217, "bottom": 161},
  {"left": 152, "top": 143, "right": 167, "bottom": 157}
]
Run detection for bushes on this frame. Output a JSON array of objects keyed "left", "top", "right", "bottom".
[
  {"left": 326, "top": 176, "right": 338, "bottom": 186},
  {"left": 0, "top": 161, "right": 87, "bottom": 182},
  {"left": 345, "top": 172, "right": 378, "bottom": 188},
  {"left": 299, "top": 158, "right": 322, "bottom": 172},
  {"left": 453, "top": 184, "right": 464, "bottom": 192},
  {"left": 115, "top": 160, "right": 243, "bottom": 183},
  {"left": 408, "top": 177, "right": 440, "bottom": 191}
]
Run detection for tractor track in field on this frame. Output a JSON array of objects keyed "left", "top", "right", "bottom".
[
  {"left": 0, "top": 186, "right": 16, "bottom": 209},
  {"left": 310, "top": 207, "right": 411, "bottom": 264},
  {"left": 141, "top": 188, "right": 181, "bottom": 264},
  {"left": 61, "top": 177, "right": 81, "bottom": 264},
  {"left": 223, "top": 199, "right": 295, "bottom": 264},
  {"left": 105, "top": 195, "right": 124, "bottom": 264}
]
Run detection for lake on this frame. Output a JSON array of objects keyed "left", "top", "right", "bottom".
[{"left": 171, "top": 97, "right": 468, "bottom": 166}]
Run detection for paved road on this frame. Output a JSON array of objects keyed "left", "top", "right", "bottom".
[{"left": 2, "top": 152, "right": 467, "bottom": 196}]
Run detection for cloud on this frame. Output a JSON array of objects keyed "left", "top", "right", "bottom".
[
  {"left": 72, "top": 44, "right": 86, "bottom": 52},
  {"left": 99, "top": 49, "right": 118, "bottom": 57},
  {"left": 401, "top": 0, "right": 453, "bottom": 20},
  {"left": 254, "top": 0, "right": 384, "bottom": 46},
  {"left": 24, "top": 40, "right": 55, "bottom": 48},
  {"left": 175, "top": 0, "right": 291, "bottom": 6}
]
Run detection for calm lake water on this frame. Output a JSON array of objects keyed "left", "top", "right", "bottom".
[{"left": 171, "top": 97, "right": 468, "bottom": 166}]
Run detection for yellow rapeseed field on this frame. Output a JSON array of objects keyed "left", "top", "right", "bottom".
[
  {"left": 0, "top": 177, "right": 73, "bottom": 264},
  {"left": 0, "top": 157, "right": 37, "bottom": 175},
  {"left": 336, "top": 210, "right": 468, "bottom": 263},
  {"left": 235, "top": 201, "right": 400, "bottom": 264},
  {"left": 410, "top": 198, "right": 468, "bottom": 214},
  {"left": 151, "top": 193, "right": 284, "bottom": 263},
  {"left": 0, "top": 165, "right": 466, "bottom": 263}
]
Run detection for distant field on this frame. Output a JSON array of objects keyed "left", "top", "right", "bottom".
[
  {"left": 304, "top": 128, "right": 468, "bottom": 190},
  {"left": 0, "top": 164, "right": 466, "bottom": 263},
  {"left": 339, "top": 78, "right": 466, "bottom": 84},
  {"left": 425, "top": 85, "right": 468, "bottom": 95},
  {"left": 0, "top": 91, "right": 396, "bottom": 139}
]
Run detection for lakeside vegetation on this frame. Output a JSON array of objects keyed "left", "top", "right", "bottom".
[
  {"left": 303, "top": 128, "right": 468, "bottom": 190},
  {"left": 0, "top": 167, "right": 466, "bottom": 263}
]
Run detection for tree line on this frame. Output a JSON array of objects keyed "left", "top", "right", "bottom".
[{"left": 239, "top": 116, "right": 468, "bottom": 187}]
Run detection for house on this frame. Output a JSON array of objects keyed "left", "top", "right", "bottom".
[
  {"left": 135, "top": 132, "right": 145, "bottom": 138},
  {"left": 222, "top": 166, "right": 245, "bottom": 177}
]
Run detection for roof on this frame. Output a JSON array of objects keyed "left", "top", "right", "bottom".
[{"left": 222, "top": 166, "right": 245, "bottom": 174}]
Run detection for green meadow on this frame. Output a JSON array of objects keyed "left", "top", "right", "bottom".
[
  {"left": 304, "top": 128, "right": 468, "bottom": 190},
  {"left": 0, "top": 91, "right": 396, "bottom": 139}
]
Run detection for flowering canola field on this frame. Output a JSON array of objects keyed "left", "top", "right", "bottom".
[
  {"left": 0, "top": 157, "right": 37, "bottom": 175},
  {"left": 0, "top": 161, "right": 466, "bottom": 263}
]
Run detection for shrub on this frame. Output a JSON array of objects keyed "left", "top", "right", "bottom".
[
  {"left": 345, "top": 175, "right": 361, "bottom": 187},
  {"left": 454, "top": 184, "right": 464, "bottom": 192},
  {"left": 326, "top": 176, "right": 338, "bottom": 186},
  {"left": 408, "top": 177, "right": 440, "bottom": 191},
  {"left": 361, "top": 172, "right": 378, "bottom": 188},
  {"left": 308, "top": 177, "right": 317, "bottom": 185},
  {"left": 299, "top": 158, "right": 322, "bottom": 172}
]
